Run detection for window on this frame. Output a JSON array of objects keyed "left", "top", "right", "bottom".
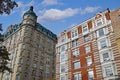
[
  {"left": 46, "top": 55, "right": 50, "bottom": 61},
  {"left": 83, "top": 25, "right": 88, "bottom": 33},
  {"left": 85, "top": 45, "right": 91, "bottom": 53},
  {"left": 72, "top": 29, "right": 78, "bottom": 38},
  {"left": 18, "top": 58, "right": 23, "bottom": 64},
  {"left": 97, "top": 28, "right": 105, "bottom": 37},
  {"left": 21, "top": 44, "right": 25, "bottom": 50},
  {"left": 105, "top": 66, "right": 113, "bottom": 76},
  {"left": 46, "top": 73, "right": 50, "bottom": 78},
  {"left": 96, "top": 19, "right": 102, "bottom": 26},
  {"left": 60, "top": 75, "right": 66, "bottom": 80},
  {"left": 17, "top": 67, "right": 21, "bottom": 72},
  {"left": 33, "top": 64, "right": 37, "bottom": 68},
  {"left": 103, "top": 52, "right": 110, "bottom": 61},
  {"left": 88, "top": 70, "right": 94, "bottom": 79},
  {"left": 72, "top": 39, "right": 79, "bottom": 47},
  {"left": 61, "top": 36, "right": 65, "bottom": 42},
  {"left": 74, "top": 61, "right": 80, "bottom": 69},
  {"left": 73, "top": 49, "right": 79, "bottom": 57},
  {"left": 16, "top": 75, "right": 20, "bottom": 80},
  {"left": 61, "top": 45, "right": 66, "bottom": 52},
  {"left": 100, "top": 39, "right": 107, "bottom": 49},
  {"left": 46, "top": 67, "right": 50, "bottom": 73},
  {"left": 74, "top": 73, "right": 82, "bottom": 80},
  {"left": 60, "top": 52, "right": 67, "bottom": 62},
  {"left": 84, "top": 35, "right": 89, "bottom": 42},
  {"left": 60, "top": 64, "right": 67, "bottom": 73},
  {"left": 40, "top": 65, "right": 43, "bottom": 70},
  {"left": 87, "top": 57, "right": 92, "bottom": 66}
]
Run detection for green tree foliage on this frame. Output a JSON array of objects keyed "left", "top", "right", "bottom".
[
  {"left": 0, "top": 46, "right": 11, "bottom": 73},
  {"left": 0, "top": 0, "right": 18, "bottom": 74},
  {"left": 0, "top": 0, "right": 18, "bottom": 15},
  {"left": 0, "top": 26, "right": 11, "bottom": 74}
]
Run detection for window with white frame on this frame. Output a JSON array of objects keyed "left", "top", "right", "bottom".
[
  {"left": 100, "top": 39, "right": 107, "bottom": 49},
  {"left": 85, "top": 45, "right": 91, "bottom": 53},
  {"left": 102, "top": 52, "right": 110, "bottom": 62},
  {"left": 60, "top": 64, "right": 67, "bottom": 73},
  {"left": 60, "top": 45, "right": 66, "bottom": 52},
  {"left": 96, "top": 18, "right": 102, "bottom": 26},
  {"left": 73, "top": 49, "right": 80, "bottom": 57},
  {"left": 97, "top": 28, "right": 105, "bottom": 37},
  {"left": 61, "top": 36, "right": 65, "bottom": 42},
  {"left": 74, "top": 61, "right": 80, "bottom": 69},
  {"left": 88, "top": 70, "right": 94, "bottom": 79},
  {"left": 72, "top": 39, "right": 79, "bottom": 47},
  {"left": 60, "top": 52, "right": 67, "bottom": 62},
  {"left": 82, "top": 25, "right": 88, "bottom": 33},
  {"left": 74, "top": 73, "right": 82, "bottom": 80},
  {"left": 105, "top": 66, "right": 113, "bottom": 76},
  {"left": 84, "top": 35, "right": 89, "bottom": 42},
  {"left": 60, "top": 75, "right": 67, "bottom": 80},
  {"left": 71, "top": 28, "right": 78, "bottom": 38},
  {"left": 86, "top": 57, "right": 92, "bottom": 66}
]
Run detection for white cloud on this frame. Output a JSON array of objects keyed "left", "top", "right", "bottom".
[
  {"left": 38, "top": 8, "right": 79, "bottom": 22},
  {"left": 37, "top": 6, "right": 100, "bottom": 22},
  {"left": 80, "top": 6, "right": 101, "bottom": 14},
  {"left": 41, "top": 0, "right": 59, "bottom": 6}
]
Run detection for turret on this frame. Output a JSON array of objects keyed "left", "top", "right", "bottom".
[{"left": 22, "top": 6, "right": 37, "bottom": 26}]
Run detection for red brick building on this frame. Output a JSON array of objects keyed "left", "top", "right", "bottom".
[{"left": 56, "top": 8, "right": 120, "bottom": 80}]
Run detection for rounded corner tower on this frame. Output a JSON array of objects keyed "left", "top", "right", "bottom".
[{"left": 22, "top": 6, "right": 37, "bottom": 26}]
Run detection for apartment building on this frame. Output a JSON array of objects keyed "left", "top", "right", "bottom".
[
  {"left": 0, "top": 6, "right": 57, "bottom": 80},
  {"left": 56, "top": 8, "right": 120, "bottom": 80}
]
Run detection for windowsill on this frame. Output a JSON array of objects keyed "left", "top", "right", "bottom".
[
  {"left": 71, "top": 35, "right": 79, "bottom": 40},
  {"left": 101, "top": 59, "right": 114, "bottom": 63},
  {"left": 82, "top": 31, "right": 89, "bottom": 35}
]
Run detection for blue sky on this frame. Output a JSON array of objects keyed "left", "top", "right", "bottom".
[{"left": 0, "top": 0, "right": 120, "bottom": 34}]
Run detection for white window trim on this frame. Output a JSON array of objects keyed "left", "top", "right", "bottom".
[
  {"left": 74, "top": 73, "right": 82, "bottom": 80},
  {"left": 60, "top": 74, "right": 67, "bottom": 80},
  {"left": 61, "top": 35, "right": 66, "bottom": 43},
  {"left": 86, "top": 56, "right": 92, "bottom": 66},
  {"left": 73, "top": 61, "right": 80, "bottom": 69},
  {"left": 71, "top": 28, "right": 78, "bottom": 39},
  {"left": 72, "top": 49, "right": 80, "bottom": 57},
  {"left": 88, "top": 69, "right": 94, "bottom": 79},
  {"left": 60, "top": 52, "right": 68, "bottom": 62},
  {"left": 85, "top": 44, "right": 91, "bottom": 53},
  {"left": 96, "top": 28, "right": 106, "bottom": 38},
  {"left": 102, "top": 64, "right": 115, "bottom": 77},
  {"left": 99, "top": 50, "right": 114, "bottom": 63},
  {"left": 98, "top": 38, "right": 109, "bottom": 50},
  {"left": 95, "top": 18, "right": 103, "bottom": 26},
  {"left": 60, "top": 44, "right": 67, "bottom": 52},
  {"left": 82, "top": 24, "right": 89, "bottom": 35},
  {"left": 60, "top": 63, "right": 68, "bottom": 73}
]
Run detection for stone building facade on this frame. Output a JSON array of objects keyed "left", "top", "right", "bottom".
[
  {"left": 56, "top": 8, "right": 120, "bottom": 80},
  {"left": 0, "top": 6, "right": 57, "bottom": 80}
]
